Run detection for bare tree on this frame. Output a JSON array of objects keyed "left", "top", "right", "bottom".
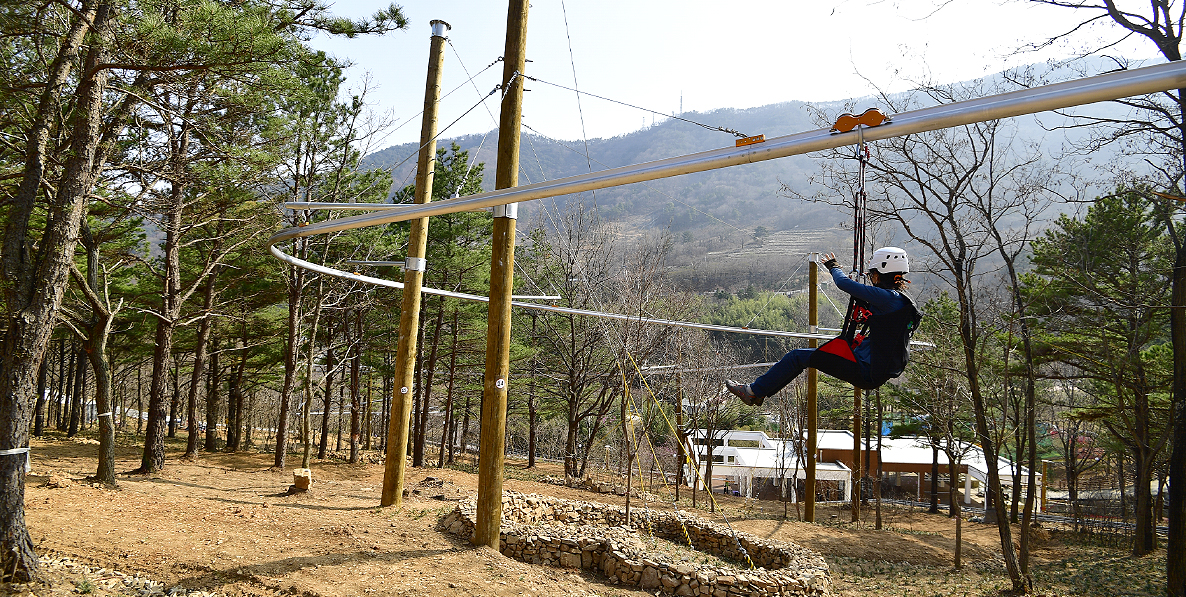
[
  {"left": 788, "top": 78, "right": 1060, "bottom": 591},
  {"left": 1020, "top": 2, "right": 1186, "bottom": 586},
  {"left": 522, "top": 206, "right": 681, "bottom": 479}
]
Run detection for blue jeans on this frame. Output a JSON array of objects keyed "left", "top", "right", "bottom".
[{"left": 750, "top": 348, "right": 815, "bottom": 398}]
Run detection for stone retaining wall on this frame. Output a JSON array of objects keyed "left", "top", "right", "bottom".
[{"left": 440, "top": 492, "right": 830, "bottom": 596}]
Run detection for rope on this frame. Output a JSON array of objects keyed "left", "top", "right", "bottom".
[
  {"left": 449, "top": 42, "right": 502, "bottom": 129},
  {"left": 854, "top": 127, "right": 869, "bottom": 277},
  {"left": 622, "top": 363, "right": 695, "bottom": 548},
  {"left": 625, "top": 351, "right": 756, "bottom": 570},
  {"left": 618, "top": 364, "right": 657, "bottom": 546},
  {"left": 559, "top": 0, "right": 596, "bottom": 175},
  {"left": 447, "top": 40, "right": 503, "bottom": 196},
  {"left": 518, "top": 73, "right": 749, "bottom": 139}
]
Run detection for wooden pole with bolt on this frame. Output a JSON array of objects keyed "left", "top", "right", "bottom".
[
  {"left": 381, "top": 19, "right": 450, "bottom": 508},
  {"left": 806, "top": 254, "right": 818, "bottom": 523},
  {"left": 853, "top": 386, "right": 863, "bottom": 522},
  {"left": 474, "top": 0, "right": 529, "bottom": 549}
]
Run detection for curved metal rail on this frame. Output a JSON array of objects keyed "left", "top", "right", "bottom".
[
  {"left": 268, "top": 242, "right": 839, "bottom": 341},
  {"left": 270, "top": 60, "right": 1186, "bottom": 342}
]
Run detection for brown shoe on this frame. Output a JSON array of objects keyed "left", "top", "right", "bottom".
[{"left": 725, "top": 379, "right": 762, "bottom": 406}]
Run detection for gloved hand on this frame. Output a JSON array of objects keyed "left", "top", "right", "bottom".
[{"left": 820, "top": 252, "right": 839, "bottom": 270}]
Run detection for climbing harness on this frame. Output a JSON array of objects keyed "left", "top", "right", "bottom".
[{"left": 806, "top": 111, "right": 904, "bottom": 390}]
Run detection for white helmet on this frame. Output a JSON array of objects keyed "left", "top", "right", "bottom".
[{"left": 870, "top": 247, "right": 909, "bottom": 274}]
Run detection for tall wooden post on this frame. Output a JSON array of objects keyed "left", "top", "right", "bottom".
[
  {"left": 474, "top": 0, "right": 529, "bottom": 549},
  {"left": 1041, "top": 460, "right": 1048, "bottom": 513},
  {"left": 675, "top": 362, "right": 685, "bottom": 501},
  {"left": 380, "top": 19, "right": 450, "bottom": 508},
  {"left": 806, "top": 254, "right": 818, "bottom": 522},
  {"left": 852, "top": 387, "right": 862, "bottom": 522}
]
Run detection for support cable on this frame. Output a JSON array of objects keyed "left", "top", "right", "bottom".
[
  {"left": 386, "top": 84, "right": 503, "bottom": 192},
  {"left": 558, "top": 0, "right": 599, "bottom": 208},
  {"left": 382, "top": 54, "right": 501, "bottom": 146},
  {"left": 519, "top": 73, "right": 749, "bottom": 139}
]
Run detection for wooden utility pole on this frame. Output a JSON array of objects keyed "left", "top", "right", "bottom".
[
  {"left": 675, "top": 362, "right": 685, "bottom": 501},
  {"left": 806, "top": 253, "right": 818, "bottom": 523},
  {"left": 474, "top": 0, "right": 529, "bottom": 549},
  {"left": 852, "top": 387, "right": 862, "bottom": 522},
  {"left": 381, "top": 19, "right": 450, "bottom": 508}
]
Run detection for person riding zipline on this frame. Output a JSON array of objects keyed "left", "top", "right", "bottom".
[{"left": 725, "top": 247, "right": 922, "bottom": 406}]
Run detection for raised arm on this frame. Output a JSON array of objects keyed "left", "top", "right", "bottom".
[{"left": 820, "top": 267, "right": 899, "bottom": 315}]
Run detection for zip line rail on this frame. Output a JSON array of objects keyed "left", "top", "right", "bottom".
[{"left": 269, "top": 61, "right": 1186, "bottom": 341}]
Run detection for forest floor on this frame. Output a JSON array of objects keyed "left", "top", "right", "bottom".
[{"left": 6, "top": 432, "right": 1167, "bottom": 597}]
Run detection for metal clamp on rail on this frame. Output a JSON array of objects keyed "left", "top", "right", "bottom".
[
  {"left": 404, "top": 257, "right": 427, "bottom": 272},
  {"left": 492, "top": 203, "right": 518, "bottom": 219}
]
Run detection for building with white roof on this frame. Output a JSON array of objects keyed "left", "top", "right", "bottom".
[{"left": 687, "top": 428, "right": 1040, "bottom": 507}]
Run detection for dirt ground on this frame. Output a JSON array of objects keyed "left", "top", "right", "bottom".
[{"left": 6, "top": 434, "right": 1166, "bottom": 597}]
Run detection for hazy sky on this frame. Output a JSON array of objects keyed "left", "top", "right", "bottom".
[{"left": 310, "top": 0, "right": 1154, "bottom": 147}]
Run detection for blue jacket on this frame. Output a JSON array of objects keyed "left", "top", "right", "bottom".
[{"left": 830, "top": 267, "right": 914, "bottom": 379}]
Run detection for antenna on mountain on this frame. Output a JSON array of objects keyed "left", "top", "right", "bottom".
[{"left": 680, "top": 91, "right": 683, "bottom": 116}]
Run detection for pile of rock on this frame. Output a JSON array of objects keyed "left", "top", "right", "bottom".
[{"left": 440, "top": 492, "right": 830, "bottom": 596}]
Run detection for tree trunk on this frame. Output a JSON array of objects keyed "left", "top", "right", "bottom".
[
  {"left": 318, "top": 335, "right": 334, "bottom": 460},
  {"left": 244, "top": 392, "right": 255, "bottom": 447},
  {"left": 1171, "top": 243, "right": 1186, "bottom": 596},
  {"left": 364, "top": 367, "right": 373, "bottom": 452},
  {"left": 527, "top": 313, "right": 538, "bottom": 468},
  {"left": 83, "top": 324, "right": 116, "bottom": 485},
  {"left": 952, "top": 471, "right": 963, "bottom": 569},
  {"left": 929, "top": 445, "right": 940, "bottom": 513},
  {"left": 300, "top": 279, "right": 327, "bottom": 470},
  {"left": 875, "top": 388, "right": 883, "bottom": 530},
  {"left": 414, "top": 299, "right": 446, "bottom": 467},
  {"left": 68, "top": 345, "right": 85, "bottom": 437},
  {"left": 56, "top": 340, "right": 67, "bottom": 431},
  {"left": 183, "top": 282, "right": 215, "bottom": 459},
  {"left": 0, "top": 1, "right": 110, "bottom": 579},
  {"left": 75, "top": 224, "right": 117, "bottom": 484},
  {"left": 438, "top": 308, "right": 461, "bottom": 467},
  {"left": 139, "top": 121, "right": 190, "bottom": 474},
  {"left": 1119, "top": 456, "right": 1128, "bottom": 519},
  {"left": 335, "top": 384, "right": 343, "bottom": 453},
  {"left": 168, "top": 358, "right": 181, "bottom": 438},
  {"left": 459, "top": 392, "right": 472, "bottom": 460},
  {"left": 204, "top": 337, "right": 220, "bottom": 451},
  {"left": 34, "top": 360, "right": 47, "bottom": 438},
  {"left": 1012, "top": 392, "right": 1024, "bottom": 524},
  {"left": 565, "top": 414, "right": 580, "bottom": 479},
  {"left": 958, "top": 278, "right": 1024, "bottom": 591},
  {"left": 1134, "top": 442, "right": 1156, "bottom": 556},
  {"left": 349, "top": 309, "right": 362, "bottom": 464},
  {"left": 275, "top": 247, "right": 305, "bottom": 468},
  {"left": 226, "top": 344, "right": 247, "bottom": 452}
]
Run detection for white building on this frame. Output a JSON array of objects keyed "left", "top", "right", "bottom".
[{"left": 687, "top": 428, "right": 1040, "bottom": 507}]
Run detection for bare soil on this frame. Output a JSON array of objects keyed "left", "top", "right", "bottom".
[{"left": 7, "top": 433, "right": 1167, "bottom": 597}]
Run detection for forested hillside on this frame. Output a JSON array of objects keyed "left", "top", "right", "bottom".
[{"left": 362, "top": 76, "right": 1123, "bottom": 292}]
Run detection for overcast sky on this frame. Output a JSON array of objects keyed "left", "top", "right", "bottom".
[{"left": 309, "top": 0, "right": 1154, "bottom": 147}]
